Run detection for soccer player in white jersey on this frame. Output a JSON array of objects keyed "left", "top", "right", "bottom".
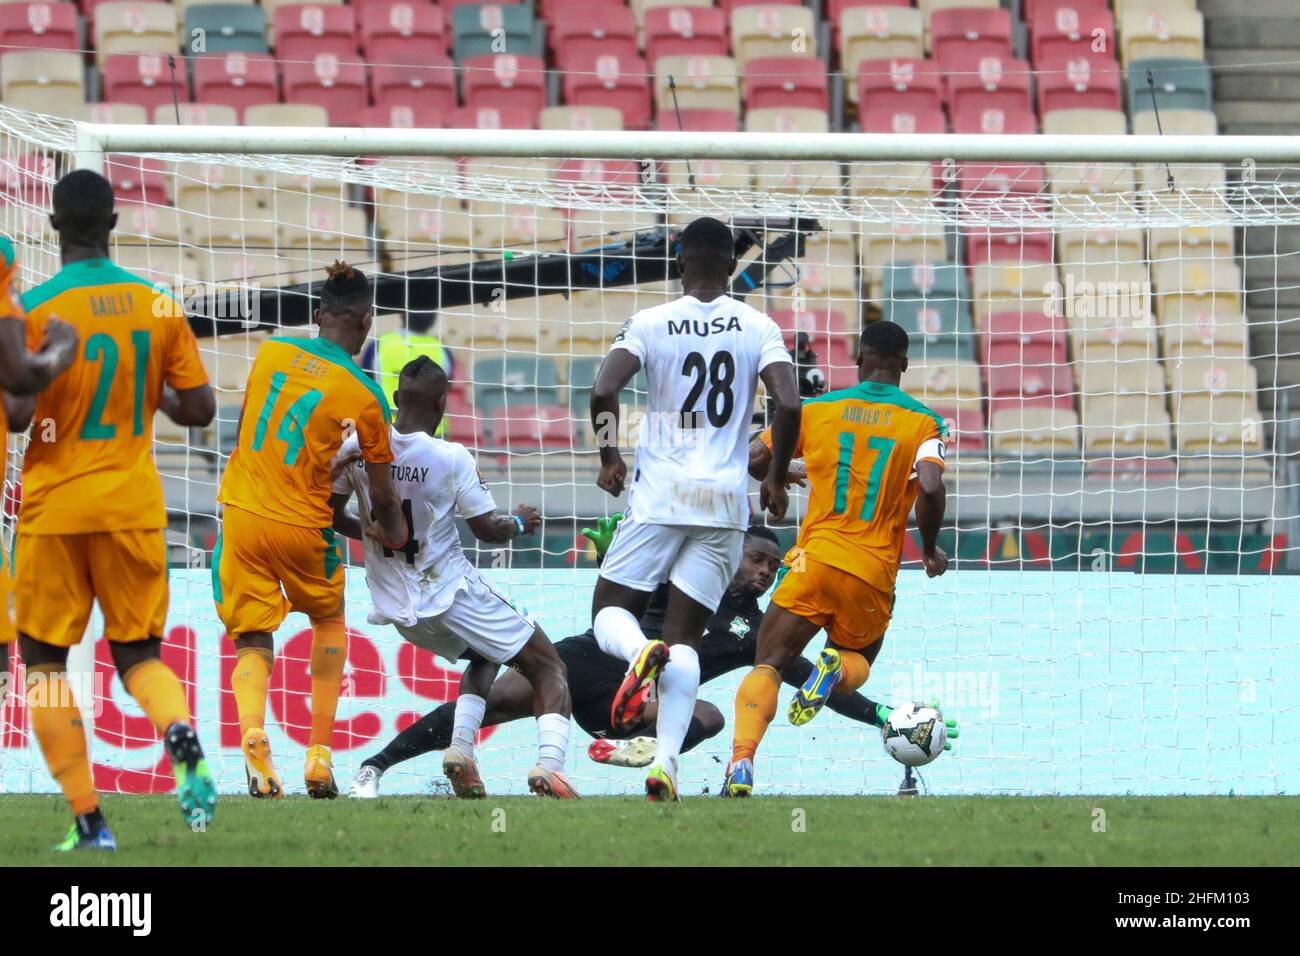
[
  {"left": 588, "top": 216, "right": 802, "bottom": 801},
  {"left": 329, "top": 356, "right": 578, "bottom": 798}
]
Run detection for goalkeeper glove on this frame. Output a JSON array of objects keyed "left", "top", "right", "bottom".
[{"left": 581, "top": 513, "right": 624, "bottom": 563}]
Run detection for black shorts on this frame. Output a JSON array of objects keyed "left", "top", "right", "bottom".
[{"left": 556, "top": 634, "right": 636, "bottom": 739}]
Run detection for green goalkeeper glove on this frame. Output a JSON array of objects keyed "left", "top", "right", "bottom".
[
  {"left": 877, "top": 699, "right": 961, "bottom": 752},
  {"left": 581, "top": 513, "right": 624, "bottom": 563}
]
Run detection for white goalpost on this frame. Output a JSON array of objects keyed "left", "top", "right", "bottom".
[{"left": 1, "top": 104, "right": 1298, "bottom": 797}]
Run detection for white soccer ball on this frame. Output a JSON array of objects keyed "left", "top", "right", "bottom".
[{"left": 882, "top": 702, "right": 947, "bottom": 767}]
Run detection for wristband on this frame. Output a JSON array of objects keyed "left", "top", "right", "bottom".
[{"left": 511, "top": 514, "right": 526, "bottom": 535}]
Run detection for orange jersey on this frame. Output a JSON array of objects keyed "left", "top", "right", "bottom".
[
  {"left": 0, "top": 235, "right": 23, "bottom": 498},
  {"left": 218, "top": 335, "right": 393, "bottom": 528},
  {"left": 762, "top": 380, "right": 947, "bottom": 593},
  {"left": 20, "top": 257, "right": 208, "bottom": 534}
]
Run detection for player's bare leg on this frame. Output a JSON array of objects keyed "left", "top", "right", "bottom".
[
  {"left": 443, "top": 653, "right": 497, "bottom": 799},
  {"left": 725, "top": 604, "right": 822, "bottom": 796},
  {"left": 509, "top": 625, "right": 579, "bottom": 798},
  {"left": 231, "top": 631, "right": 283, "bottom": 799},
  {"left": 305, "top": 610, "right": 347, "bottom": 799},
  {"left": 591, "top": 578, "right": 665, "bottom": 734}
]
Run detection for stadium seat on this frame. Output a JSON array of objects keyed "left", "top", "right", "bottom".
[
  {"left": 655, "top": 108, "right": 740, "bottom": 132},
  {"left": 1127, "top": 58, "right": 1212, "bottom": 114},
  {"left": 1057, "top": 226, "right": 1145, "bottom": 267},
  {"left": 859, "top": 105, "right": 946, "bottom": 134},
  {"left": 486, "top": 405, "right": 576, "bottom": 452},
  {"left": 1029, "top": 4, "right": 1115, "bottom": 64},
  {"left": 744, "top": 56, "right": 829, "bottom": 112},
  {"left": 859, "top": 217, "right": 947, "bottom": 282},
  {"left": 117, "top": 199, "right": 184, "bottom": 244},
  {"left": 153, "top": 102, "right": 238, "bottom": 127},
  {"left": 854, "top": 57, "right": 942, "bottom": 112},
  {"left": 359, "top": 2, "right": 446, "bottom": 62},
  {"left": 1167, "top": 356, "right": 1258, "bottom": 404},
  {"left": 550, "top": 3, "right": 637, "bottom": 70},
  {"left": 931, "top": 401, "right": 988, "bottom": 456},
  {"left": 192, "top": 52, "right": 278, "bottom": 120},
  {"left": 75, "top": 102, "right": 150, "bottom": 125},
  {"left": 1131, "top": 106, "right": 1216, "bottom": 137},
  {"left": 378, "top": 197, "right": 473, "bottom": 267},
  {"left": 1024, "top": 0, "right": 1110, "bottom": 21},
  {"left": 1058, "top": 260, "right": 1152, "bottom": 325},
  {"left": 1042, "top": 107, "right": 1128, "bottom": 135},
  {"left": 102, "top": 53, "right": 191, "bottom": 115},
  {"left": 361, "top": 103, "right": 443, "bottom": 128},
  {"left": 281, "top": 56, "right": 369, "bottom": 126},
  {"left": 370, "top": 58, "right": 457, "bottom": 115},
  {"left": 184, "top": 4, "right": 269, "bottom": 54},
  {"left": 990, "top": 405, "right": 1081, "bottom": 456},
  {"left": 462, "top": 54, "right": 547, "bottom": 116},
  {"left": 1036, "top": 55, "right": 1123, "bottom": 114},
  {"left": 1152, "top": 259, "right": 1243, "bottom": 324},
  {"left": 929, "top": 7, "right": 1012, "bottom": 72},
  {"left": 958, "top": 163, "right": 1048, "bottom": 200},
  {"left": 631, "top": 0, "right": 712, "bottom": 27},
  {"left": 979, "top": 311, "right": 1068, "bottom": 368},
  {"left": 0, "top": 2, "right": 79, "bottom": 53},
  {"left": 447, "top": 105, "right": 537, "bottom": 129},
  {"left": 94, "top": 1, "right": 179, "bottom": 65},
  {"left": 1149, "top": 224, "right": 1233, "bottom": 265},
  {"left": 730, "top": 4, "right": 816, "bottom": 66},
  {"left": 653, "top": 55, "right": 740, "bottom": 115},
  {"left": 473, "top": 356, "right": 561, "bottom": 411},
  {"left": 244, "top": 102, "right": 329, "bottom": 126},
  {"left": 848, "top": 160, "right": 937, "bottom": 197},
  {"left": 963, "top": 227, "right": 1054, "bottom": 266},
  {"left": 952, "top": 105, "right": 1039, "bottom": 136},
  {"left": 452, "top": 2, "right": 543, "bottom": 63},
  {"left": 882, "top": 262, "right": 974, "bottom": 360},
  {"left": 106, "top": 154, "right": 168, "bottom": 206},
  {"left": 540, "top": 104, "right": 624, "bottom": 131},
  {"left": 1120, "top": 8, "right": 1204, "bottom": 67},
  {"left": 969, "top": 262, "right": 1058, "bottom": 327},
  {"left": 642, "top": 5, "right": 727, "bottom": 66},
  {"left": 662, "top": 155, "right": 750, "bottom": 189},
  {"left": 273, "top": 5, "right": 358, "bottom": 63},
  {"left": 562, "top": 52, "right": 652, "bottom": 129},
  {"left": 1174, "top": 393, "right": 1265, "bottom": 455},
  {"left": 900, "top": 358, "right": 983, "bottom": 412},
  {"left": 839, "top": 5, "right": 923, "bottom": 79},
  {"left": 946, "top": 56, "right": 1032, "bottom": 117},
  {"left": 1048, "top": 159, "right": 1136, "bottom": 197},
  {"left": 1075, "top": 353, "right": 1164, "bottom": 399},
  {"left": 1080, "top": 395, "right": 1173, "bottom": 456}
]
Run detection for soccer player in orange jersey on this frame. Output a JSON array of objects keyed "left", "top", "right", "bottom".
[
  {"left": 14, "top": 171, "right": 218, "bottom": 849},
  {"left": 724, "top": 320, "right": 950, "bottom": 796},
  {"left": 214, "top": 261, "right": 407, "bottom": 800}
]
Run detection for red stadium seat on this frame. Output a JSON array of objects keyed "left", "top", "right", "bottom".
[
  {"left": 554, "top": 158, "right": 640, "bottom": 187},
  {"left": 274, "top": 5, "right": 359, "bottom": 64},
  {"left": 1030, "top": 4, "right": 1115, "bottom": 66},
  {"left": 987, "top": 361, "right": 1077, "bottom": 417},
  {"left": 563, "top": 53, "right": 652, "bottom": 130},
  {"left": 462, "top": 54, "right": 547, "bottom": 116},
  {"left": 655, "top": 108, "right": 739, "bottom": 132},
  {"left": 952, "top": 105, "right": 1038, "bottom": 136},
  {"left": 980, "top": 311, "right": 1068, "bottom": 368},
  {"left": 643, "top": 6, "right": 728, "bottom": 66},
  {"left": 359, "top": 2, "right": 446, "bottom": 62},
  {"left": 859, "top": 105, "right": 945, "bottom": 134},
  {"left": 855, "top": 57, "right": 942, "bottom": 114},
  {"left": 102, "top": 53, "right": 190, "bottom": 116},
  {"left": 930, "top": 7, "right": 1013, "bottom": 73},
  {"left": 958, "top": 162, "right": 1048, "bottom": 198},
  {"left": 963, "top": 227, "right": 1054, "bottom": 266},
  {"left": 447, "top": 104, "right": 537, "bottom": 129},
  {"left": 193, "top": 53, "right": 279, "bottom": 122},
  {"left": 551, "top": 4, "right": 638, "bottom": 70},
  {"left": 370, "top": 57, "right": 457, "bottom": 114},
  {"left": 0, "top": 2, "right": 78, "bottom": 53},
  {"left": 717, "top": 0, "right": 794, "bottom": 11},
  {"left": 281, "top": 56, "right": 369, "bottom": 126},
  {"left": 487, "top": 405, "right": 576, "bottom": 452},
  {"left": 1036, "top": 55, "right": 1122, "bottom": 114},
  {"left": 1023, "top": 0, "right": 1108, "bottom": 20},
  {"left": 744, "top": 56, "right": 829, "bottom": 111},
  {"left": 361, "top": 103, "right": 444, "bottom": 127},
  {"left": 946, "top": 56, "right": 1032, "bottom": 117},
  {"left": 105, "top": 154, "right": 167, "bottom": 206},
  {"left": 930, "top": 402, "right": 987, "bottom": 454}
]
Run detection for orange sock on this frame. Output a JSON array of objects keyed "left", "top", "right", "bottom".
[
  {"left": 836, "top": 650, "right": 871, "bottom": 695},
  {"left": 122, "top": 658, "right": 190, "bottom": 735},
  {"left": 309, "top": 615, "right": 347, "bottom": 748},
  {"left": 731, "top": 665, "right": 780, "bottom": 763},
  {"left": 26, "top": 665, "right": 98, "bottom": 816},
  {"left": 232, "top": 646, "right": 273, "bottom": 737}
]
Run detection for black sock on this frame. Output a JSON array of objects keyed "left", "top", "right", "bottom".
[
  {"left": 76, "top": 808, "right": 108, "bottom": 836},
  {"left": 680, "top": 716, "right": 717, "bottom": 754},
  {"left": 362, "top": 701, "right": 456, "bottom": 773}
]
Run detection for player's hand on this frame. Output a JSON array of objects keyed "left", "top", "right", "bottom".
[
  {"left": 596, "top": 455, "right": 626, "bottom": 497},
  {"left": 580, "top": 512, "right": 624, "bottom": 560},
  {"left": 38, "top": 316, "right": 79, "bottom": 372},
  {"left": 785, "top": 459, "right": 807, "bottom": 488},
  {"left": 513, "top": 503, "right": 541, "bottom": 535},
  {"left": 922, "top": 546, "right": 948, "bottom": 578},
  {"left": 760, "top": 477, "right": 788, "bottom": 522},
  {"left": 926, "top": 699, "right": 960, "bottom": 752},
  {"left": 331, "top": 450, "right": 363, "bottom": 482}
]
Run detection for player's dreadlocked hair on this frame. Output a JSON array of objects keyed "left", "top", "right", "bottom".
[
  {"left": 745, "top": 523, "right": 782, "bottom": 548},
  {"left": 859, "top": 319, "right": 910, "bottom": 362},
  {"left": 320, "top": 260, "right": 371, "bottom": 316}
]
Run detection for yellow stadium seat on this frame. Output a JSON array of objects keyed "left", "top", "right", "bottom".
[
  {"left": 970, "top": 262, "right": 1057, "bottom": 328},
  {"left": 111, "top": 242, "right": 196, "bottom": 288},
  {"left": 468, "top": 203, "right": 569, "bottom": 255},
  {"left": 1151, "top": 258, "right": 1242, "bottom": 321},
  {"left": 1167, "top": 355, "right": 1258, "bottom": 399},
  {"left": 117, "top": 201, "right": 184, "bottom": 244},
  {"left": 1149, "top": 224, "right": 1233, "bottom": 263},
  {"left": 1121, "top": 9, "right": 1204, "bottom": 66},
  {"left": 990, "top": 406, "right": 1081, "bottom": 456},
  {"left": 1057, "top": 260, "right": 1152, "bottom": 325},
  {"left": 1115, "top": 0, "right": 1198, "bottom": 19},
  {"left": 539, "top": 106, "right": 625, "bottom": 132},
  {"left": 72, "top": 102, "right": 150, "bottom": 125},
  {"left": 663, "top": 158, "right": 753, "bottom": 192},
  {"left": 1075, "top": 354, "right": 1165, "bottom": 399},
  {"left": 1041, "top": 109, "right": 1127, "bottom": 137},
  {"left": 848, "top": 161, "right": 936, "bottom": 198},
  {"left": 900, "top": 358, "right": 982, "bottom": 410},
  {"left": 1156, "top": 299, "right": 1248, "bottom": 360},
  {"left": 654, "top": 55, "right": 740, "bottom": 114},
  {"left": 376, "top": 200, "right": 475, "bottom": 271},
  {"left": 1080, "top": 395, "right": 1173, "bottom": 455},
  {"left": 0, "top": 50, "right": 84, "bottom": 114},
  {"left": 730, "top": 4, "right": 817, "bottom": 66},
  {"left": 94, "top": 1, "right": 179, "bottom": 66},
  {"left": 244, "top": 103, "right": 329, "bottom": 127},
  {"left": 859, "top": 215, "right": 947, "bottom": 282},
  {"left": 631, "top": 0, "right": 711, "bottom": 28},
  {"left": 1174, "top": 394, "right": 1266, "bottom": 455},
  {"left": 839, "top": 6, "right": 923, "bottom": 80},
  {"left": 1056, "top": 227, "right": 1145, "bottom": 266}
]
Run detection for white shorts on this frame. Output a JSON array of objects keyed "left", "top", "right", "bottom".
[
  {"left": 394, "top": 571, "right": 535, "bottom": 665},
  {"left": 599, "top": 515, "right": 744, "bottom": 611}
]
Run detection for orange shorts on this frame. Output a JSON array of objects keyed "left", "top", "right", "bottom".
[
  {"left": 771, "top": 554, "right": 894, "bottom": 650},
  {"left": 15, "top": 529, "right": 169, "bottom": 647},
  {"left": 213, "top": 504, "right": 344, "bottom": 637}
]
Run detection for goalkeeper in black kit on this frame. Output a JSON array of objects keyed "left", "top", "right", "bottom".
[{"left": 348, "top": 518, "right": 893, "bottom": 798}]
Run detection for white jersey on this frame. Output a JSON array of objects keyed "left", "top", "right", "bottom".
[
  {"left": 611, "top": 294, "right": 791, "bottom": 530},
  {"left": 332, "top": 427, "right": 496, "bottom": 627}
]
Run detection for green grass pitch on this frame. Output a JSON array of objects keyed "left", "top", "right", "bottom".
[{"left": 2, "top": 794, "right": 1297, "bottom": 866}]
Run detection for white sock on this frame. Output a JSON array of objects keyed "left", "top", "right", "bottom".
[
  {"left": 652, "top": 644, "right": 700, "bottom": 779},
  {"left": 536, "top": 713, "right": 569, "bottom": 772},
  {"left": 451, "top": 694, "right": 486, "bottom": 756},
  {"left": 593, "top": 605, "right": 649, "bottom": 664}
]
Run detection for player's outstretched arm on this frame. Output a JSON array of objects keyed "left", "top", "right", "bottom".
[
  {"left": 466, "top": 504, "right": 541, "bottom": 544},
  {"left": 0, "top": 315, "right": 78, "bottom": 396},
  {"left": 915, "top": 460, "right": 948, "bottom": 577},
  {"left": 159, "top": 382, "right": 216, "bottom": 428},
  {"left": 365, "top": 460, "right": 409, "bottom": 549},
  {"left": 758, "top": 361, "right": 801, "bottom": 521},
  {"left": 589, "top": 349, "right": 640, "bottom": 497}
]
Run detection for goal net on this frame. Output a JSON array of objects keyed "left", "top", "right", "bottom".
[{"left": 1, "top": 105, "right": 1297, "bottom": 796}]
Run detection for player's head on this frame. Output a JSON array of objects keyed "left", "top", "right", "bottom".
[
  {"left": 732, "top": 523, "right": 783, "bottom": 597},
  {"left": 315, "top": 260, "right": 373, "bottom": 355},
  {"left": 405, "top": 311, "right": 437, "bottom": 335},
  {"left": 50, "top": 169, "right": 117, "bottom": 253},
  {"left": 393, "top": 354, "right": 449, "bottom": 435},
  {"left": 676, "top": 217, "right": 737, "bottom": 291},
  {"left": 858, "top": 319, "right": 910, "bottom": 384}
]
